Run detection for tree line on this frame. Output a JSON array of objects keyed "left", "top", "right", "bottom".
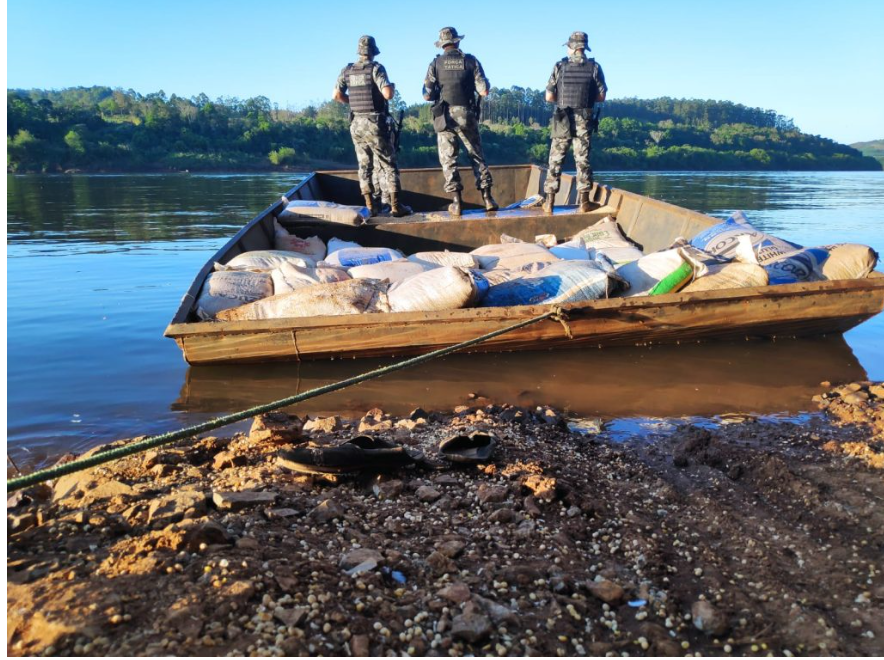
[{"left": 7, "top": 86, "right": 881, "bottom": 173}]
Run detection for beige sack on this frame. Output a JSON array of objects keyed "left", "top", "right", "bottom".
[
  {"left": 682, "top": 263, "right": 769, "bottom": 293},
  {"left": 470, "top": 243, "right": 560, "bottom": 271},
  {"left": 271, "top": 263, "right": 351, "bottom": 295},
  {"left": 216, "top": 278, "right": 390, "bottom": 321}
]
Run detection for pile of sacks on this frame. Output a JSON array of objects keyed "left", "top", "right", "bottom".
[{"left": 195, "top": 214, "right": 878, "bottom": 321}]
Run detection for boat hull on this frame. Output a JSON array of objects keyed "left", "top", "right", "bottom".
[
  {"left": 168, "top": 276, "right": 884, "bottom": 364},
  {"left": 165, "top": 165, "right": 884, "bottom": 364}
]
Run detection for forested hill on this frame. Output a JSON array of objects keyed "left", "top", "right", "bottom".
[
  {"left": 850, "top": 139, "right": 884, "bottom": 167},
  {"left": 7, "top": 86, "right": 881, "bottom": 173}
]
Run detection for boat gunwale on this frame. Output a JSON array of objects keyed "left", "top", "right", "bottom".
[{"left": 165, "top": 271, "right": 884, "bottom": 338}]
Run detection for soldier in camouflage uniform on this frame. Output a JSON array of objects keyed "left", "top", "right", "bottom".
[
  {"left": 333, "top": 35, "right": 408, "bottom": 217},
  {"left": 423, "top": 27, "right": 497, "bottom": 216},
  {"left": 543, "top": 31, "right": 607, "bottom": 214}
]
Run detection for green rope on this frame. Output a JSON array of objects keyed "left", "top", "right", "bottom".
[{"left": 7, "top": 309, "right": 562, "bottom": 493}]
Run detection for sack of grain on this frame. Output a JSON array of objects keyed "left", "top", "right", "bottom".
[
  {"left": 550, "top": 238, "right": 590, "bottom": 261},
  {"left": 763, "top": 243, "right": 878, "bottom": 285},
  {"left": 407, "top": 251, "right": 478, "bottom": 269},
  {"left": 615, "top": 248, "right": 693, "bottom": 297},
  {"left": 216, "top": 250, "right": 316, "bottom": 272},
  {"left": 325, "top": 246, "right": 405, "bottom": 268},
  {"left": 278, "top": 200, "right": 370, "bottom": 226},
  {"left": 570, "top": 217, "right": 643, "bottom": 264},
  {"left": 271, "top": 263, "right": 351, "bottom": 295},
  {"left": 480, "top": 268, "right": 533, "bottom": 287},
  {"left": 349, "top": 259, "right": 435, "bottom": 283},
  {"left": 388, "top": 266, "right": 481, "bottom": 313},
  {"left": 327, "top": 237, "right": 363, "bottom": 255},
  {"left": 681, "top": 263, "right": 769, "bottom": 293},
  {"left": 482, "top": 257, "right": 624, "bottom": 307},
  {"left": 690, "top": 210, "right": 800, "bottom": 262},
  {"left": 216, "top": 278, "right": 390, "bottom": 321},
  {"left": 273, "top": 219, "right": 327, "bottom": 262},
  {"left": 470, "top": 242, "right": 560, "bottom": 271},
  {"left": 196, "top": 271, "right": 273, "bottom": 320}
]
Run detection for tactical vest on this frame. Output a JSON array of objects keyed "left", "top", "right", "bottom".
[
  {"left": 346, "top": 61, "right": 387, "bottom": 114},
  {"left": 556, "top": 58, "right": 597, "bottom": 110},
  {"left": 435, "top": 51, "right": 475, "bottom": 107}
]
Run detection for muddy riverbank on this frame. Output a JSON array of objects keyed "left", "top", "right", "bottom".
[{"left": 7, "top": 383, "right": 884, "bottom": 657}]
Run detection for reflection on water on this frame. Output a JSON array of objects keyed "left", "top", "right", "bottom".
[
  {"left": 6, "top": 171, "right": 884, "bottom": 471},
  {"left": 6, "top": 173, "right": 301, "bottom": 243},
  {"left": 176, "top": 336, "right": 866, "bottom": 419}
]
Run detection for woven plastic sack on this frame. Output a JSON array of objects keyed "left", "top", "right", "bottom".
[
  {"left": 349, "top": 260, "right": 435, "bottom": 283},
  {"left": 216, "top": 278, "right": 390, "bottom": 321},
  {"left": 216, "top": 250, "right": 316, "bottom": 272},
  {"left": 388, "top": 267, "right": 481, "bottom": 313},
  {"left": 278, "top": 200, "right": 370, "bottom": 226},
  {"left": 690, "top": 211, "right": 800, "bottom": 262},
  {"left": 196, "top": 271, "right": 273, "bottom": 320},
  {"left": 273, "top": 219, "right": 327, "bottom": 262},
  {"left": 482, "top": 256, "right": 624, "bottom": 307},
  {"left": 271, "top": 263, "right": 351, "bottom": 295}
]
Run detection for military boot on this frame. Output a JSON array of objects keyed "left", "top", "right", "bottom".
[
  {"left": 389, "top": 193, "right": 410, "bottom": 218},
  {"left": 578, "top": 190, "right": 592, "bottom": 213},
  {"left": 482, "top": 188, "right": 499, "bottom": 212},
  {"left": 449, "top": 191, "right": 463, "bottom": 216},
  {"left": 363, "top": 193, "right": 380, "bottom": 217},
  {"left": 542, "top": 192, "right": 555, "bottom": 214}
]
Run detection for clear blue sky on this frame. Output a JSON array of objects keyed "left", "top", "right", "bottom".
[{"left": 7, "top": 0, "right": 884, "bottom": 144}]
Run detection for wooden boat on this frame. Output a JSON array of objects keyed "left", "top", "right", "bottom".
[{"left": 165, "top": 164, "right": 884, "bottom": 364}]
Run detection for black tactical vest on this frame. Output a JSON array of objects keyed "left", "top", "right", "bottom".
[
  {"left": 346, "top": 61, "right": 387, "bottom": 114},
  {"left": 556, "top": 58, "right": 598, "bottom": 110},
  {"left": 435, "top": 51, "right": 475, "bottom": 107}
]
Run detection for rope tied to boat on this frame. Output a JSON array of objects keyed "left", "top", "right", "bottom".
[
  {"left": 7, "top": 308, "right": 569, "bottom": 493},
  {"left": 552, "top": 306, "right": 573, "bottom": 340}
]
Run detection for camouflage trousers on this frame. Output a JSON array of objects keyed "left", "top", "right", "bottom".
[
  {"left": 437, "top": 105, "right": 493, "bottom": 193},
  {"left": 544, "top": 112, "right": 594, "bottom": 193},
  {"left": 350, "top": 114, "right": 401, "bottom": 198}
]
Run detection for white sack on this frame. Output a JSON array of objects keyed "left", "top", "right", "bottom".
[
  {"left": 273, "top": 219, "right": 327, "bottom": 262},
  {"left": 217, "top": 250, "right": 316, "bottom": 272},
  {"left": 388, "top": 266, "right": 479, "bottom": 313},
  {"left": 570, "top": 217, "right": 643, "bottom": 264},
  {"left": 407, "top": 251, "right": 478, "bottom": 269},
  {"left": 196, "top": 271, "right": 273, "bottom": 320},
  {"left": 349, "top": 260, "right": 435, "bottom": 283}
]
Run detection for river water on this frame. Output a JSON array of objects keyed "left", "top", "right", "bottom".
[{"left": 7, "top": 171, "right": 884, "bottom": 470}]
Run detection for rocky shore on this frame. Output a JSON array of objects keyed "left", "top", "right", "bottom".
[{"left": 7, "top": 383, "right": 884, "bottom": 657}]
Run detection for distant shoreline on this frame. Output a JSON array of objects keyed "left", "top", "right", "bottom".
[{"left": 8, "top": 162, "right": 884, "bottom": 176}]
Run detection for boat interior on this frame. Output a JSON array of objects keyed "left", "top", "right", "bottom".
[
  {"left": 170, "top": 164, "right": 725, "bottom": 325},
  {"left": 275, "top": 164, "right": 719, "bottom": 256}
]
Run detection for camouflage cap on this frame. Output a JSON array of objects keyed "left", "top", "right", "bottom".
[
  {"left": 357, "top": 35, "right": 380, "bottom": 56},
  {"left": 564, "top": 31, "right": 591, "bottom": 51},
  {"left": 435, "top": 26, "right": 464, "bottom": 48}
]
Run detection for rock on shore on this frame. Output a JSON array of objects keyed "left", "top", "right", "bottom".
[{"left": 7, "top": 391, "right": 884, "bottom": 656}]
